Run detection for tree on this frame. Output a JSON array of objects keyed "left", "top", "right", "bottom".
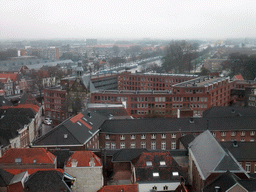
[
  {"left": 200, "top": 67, "right": 210, "bottom": 76},
  {"left": 112, "top": 45, "right": 120, "bottom": 57}
]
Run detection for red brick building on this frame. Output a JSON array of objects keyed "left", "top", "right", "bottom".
[
  {"left": 91, "top": 76, "right": 235, "bottom": 118},
  {"left": 44, "top": 86, "right": 67, "bottom": 126}
]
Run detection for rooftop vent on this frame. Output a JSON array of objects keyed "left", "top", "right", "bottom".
[
  {"left": 64, "top": 134, "right": 68, "bottom": 139},
  {"left": 215, "top": 186, "right": 220, "bottom": 192},
  {"left": 189, "top": 118, "right": 194, "bottom": 123},
  {"left": 87, "top": 112, "right": 91, "bottom": 118},
  {"left": 231, "top": 109, "right": 235, "bottom": 113},
  {"left": 233, "top": 140, "right": 238, "bottom": 147}
]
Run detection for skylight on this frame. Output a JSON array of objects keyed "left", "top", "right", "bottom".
[
  {"left": 146, "top": 161, "right": 152, "bottom": 166},
  {"left": 160, "top": 161, "right": 166, "bottom": 166},
  {"left": 153, "top": 172, "right": 159, "bottom": 177}
]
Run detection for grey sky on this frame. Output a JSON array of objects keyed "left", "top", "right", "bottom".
[{"left": 1, "top": 0, "right": 256, "bottom": 40}]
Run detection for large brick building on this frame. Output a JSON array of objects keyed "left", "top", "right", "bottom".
[{"left": 91, "top": 76, "right": 235, "bottom": 117}]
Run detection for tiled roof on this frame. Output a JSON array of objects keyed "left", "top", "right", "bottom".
[
  {"left": 19, "top": 93, "right": 40, "bottom": 107},
  {"left": 5, "top": 168, "right": 64, "bottom": 175},
  {"left": 132, "top": 151, "right": 183, "bottom": 182},
  {"left": 24, "top": 171, "right": 72, "bottom": 192},
  {"left": 0, "top": 73, "right": 18, "bottom": 82},
  {"left": 65, "top": 151, "right": 101, "bottom": 167},
  {"left": 97, "top": 184, "right": 138, "bottom": 192},
  {"left": 0, "top": 148, "right": 55, "bottom": 164},
  {"left": 233, "top": 74, "right": 244, "bottom": 80},
  {"left": 0, "top": 104, "right": 40, "bottom": 113},
  {"left": 33, "top": 110, "right": 107, "bottom": 146}
]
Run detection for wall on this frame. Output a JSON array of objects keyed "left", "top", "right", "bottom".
[{"left": 64, "top": 166, "right": 103, "bottom": 192}]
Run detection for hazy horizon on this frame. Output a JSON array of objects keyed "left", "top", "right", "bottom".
[{"left": 1, "top": 0, "right": 256, "bottom": 40}]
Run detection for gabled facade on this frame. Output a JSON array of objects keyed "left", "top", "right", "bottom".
[{"left": 64, "top": 151, "right": 103, "bottom": 192}]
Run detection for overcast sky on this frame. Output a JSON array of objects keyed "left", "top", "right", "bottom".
[{"left": 1, "top": 0, "right": 256, "bottom": 40}]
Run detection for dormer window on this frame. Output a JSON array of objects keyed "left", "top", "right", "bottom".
[
  {"left": 141, "top": 134, "right": 146, "bottom": 139},
  {"left": 161, "top": 134, "right": 166, "bottom": 139},
  {"left": 241, "top": 131, "right": 245, "bottom": 136},
  {"left": 171, "top": 133, "right": 176, "bottom": 138},
  {"left": 146, "top": 161, "right": 152, "bottom": 166},
  {"left": 221, "top": 132, "right": 226, "bottom": 136},
  {"left": 172, "top": 172, "right": 179, "bottom": 176},
  {"left": 105, "top": 135, "right": 110, "bottom": 139},
  {"left": 251, "top": 131, "right": 255, "bottom": 136},
  {"left": 151, "top": 134, "right": 156, "bottom": 139},
  {"left": 231, "top": 132, "right": 236, "bottom": 136},
  {"left": 64, "top": 134, "right": 68, "bottom": 139},
  {"left": 163, "top": 185, "right": 168, "bottom": 191},
  {"left": 131, "top": 135, "right": 136, "bottom": 140},
  {"left": 15, "top": 158, "right": 22, "bottom": 164},
  {"left": 160, "top": 161, "right": 166, "bottom": 166}
]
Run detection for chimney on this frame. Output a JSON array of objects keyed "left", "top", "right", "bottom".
[
  {"left": 71, "top": 159, "right": 78, "bottom": 167},
  {"left": 215, "top": 186, "right": 220, "bottom": 192},
  {"left": 89, "top": 156, "right": 95, "bottom": 167}
]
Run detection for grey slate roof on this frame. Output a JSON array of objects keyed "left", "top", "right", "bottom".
[
  {"left": 0, "top": 169, "right": 13, "bottom": 187},
  {"left": 188, "top": 130, "right": 246, "bottom": 180},
  {"left": 179, "top": 134, "right": 195, "bottom": 149},
  {"left": 100, "top": 116, "right": 256, "bottom": 134},
  {"left": 27, "top": 59, "right": 73, "bottom": 70},
  {"left": 24, "top": 171, "right": 72, "bottom": 192},
  {"left": 203, "top": 106, "right": 256, "bottom": 118},
  {"left": 33, "top": 110, "right": 107, "bottom": 146},
  {"left": 221, "top": 141, "right": 256, "bottom": 161},
  {"left": 203, "top": 171, "right": 241, "bottom": 192},
  {"left": 81, "top": 75, "right": 96, "bottom": 92},
  {"left": 112, "top": 149, "right": 148, "bottom": 162}
]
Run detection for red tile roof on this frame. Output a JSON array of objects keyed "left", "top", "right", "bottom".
[
  {"left": 233, "top": 74, "right": 244, "bottom": 80},
  {"left": 70, "top": 113, "right": 92, "bottom": 129},
  {"left": 0, "top": 73, "right": 18, "bottom": 82},
  {"left": 5, "top": 168, "right": 64, "bottom": 175},
  {"left": 66, "top": 151, "right": 101, "bottom": 167},
  {"left": 0, "top": 104, "right": 39, "bottom": 113},
  {"left": 0, "top": 148, "right": 55, "bottom": 164},
  {"left": 97, "top": 184, "right": 138, "bottom": 192}
]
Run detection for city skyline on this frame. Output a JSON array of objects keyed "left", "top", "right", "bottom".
[{"left": 1, "top": 0, "right": 256, "bottom": 40}]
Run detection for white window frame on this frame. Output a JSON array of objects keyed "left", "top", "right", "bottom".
[
  {"left": 161, "top": 141, "right": 166, "bottom": 150},
  {"left": 251, "top": 131, "right": 255, "bottom": 136},
  {"left": 120, "top": 135, "right": 125, "bottom": 140},
  {"left": 246, "top": 162, "right": 251, "bottom": 173},
  {"left": 131, "top": 142, "right": 136, "bottom": 148},
  {"left": 151, "top": 134, "right": 156, "bottom": 139},
  {"left": 161, "top": 133, "right": 166, "bottom": 139},
  {"left": 120, "top": 142, "right": 125, "bottom": 149},
  {"left": 171, "top": 141, "right": 176, "bottom": 149},
  {"left": 171, "top": 133, "right": 176, "bottom": 138},
  {"left": 105, "top": 134, "right": 110, "bottom": 140},
  {"left": 141, "top": 134, "right": 146, "bottom": 139},
  {"left": 241, "top": 131, "right": 245, "bottom": 136},
  {"left": 151, "top": 141, "right": 156, "bottom": 150},
  {"left": 131, "top": 134, "right": 136, "bottom": 140}
]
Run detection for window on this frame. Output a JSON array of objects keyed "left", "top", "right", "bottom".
[
  {"left": 171, "top": 133, "right": 176, "bottom": 138},
  {"left": 160, "top": 161, "right": 166, "bottom": 166},
  {"left": 131, "top": 135, "right": 136, "bottom": 140},
  {"left": 151, "top": 141, "right": 156, "bottom": 150},
  {"left": 120, "top": 142, "right": 125, "bottom": 149},
  {"left": 250, "top": 139, "right": 255, "bottom": 142},
  {"left": 163, "top": 185, "right": 168, "bottom": 191},
  {"left": 141, "top": 134, "right": 146, "bottom": 139},
  {"left": 161, "top": 134, "right": 166, "bottom": 139},
  {"left": 221, "top": 132, "right": 226, "bottom": 136},
  {"left": 161, "top": 141, "right": 166, "bottom": 150},
  {"left": 141, "top": 141, "right": 146, "bottom": 148},
  {"left": 172, "top": 172, "right": 179, "bottom": 176},
  {"left": 212, "top": 132, "right": 216, "bottom": 137},
  {"left": 152, "top": 186, "right": 157, "bottom": 190},
  {"left": 131, "top": 142, "right": 136, "bottom": 148},
  {"left": 120, "top": 135, "right": 125, "bottom": 140},
  {"left": 151, "top": 134, "right": 156, "bottom": 139},
  {"left": 105, "top": 135, "right": 110, "bottom": 139},
  {"left": 241, "top": 138, "right": 245, "bottom": 142},
  {"left": 241, "top": 131, "right": 245, "bottom": 136},
  {"left": 171, "top": 141, "right": 176, "bottom": 149},
  {"left": 246, "top": 162, "right": 251, "bottom": 173},
  {"left": 231, "top": 132, "right": 236, "bottom": 136},
  {"left": 111, "top": 143, "right": 116, "bottom": 149},
  {"left": 251, "top": 131, "right": 255, "bottom": 136},
  {"left": 146, "top": 161, "right": 152, "bottom": 166},
  {"left": 105, "top": 142, "right": 110, "bottom": 149}
]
